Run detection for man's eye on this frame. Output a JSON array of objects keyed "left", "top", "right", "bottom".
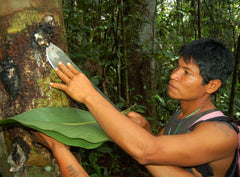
[{"left": 185, "top": 71, "right": 190, "bottom": 75}]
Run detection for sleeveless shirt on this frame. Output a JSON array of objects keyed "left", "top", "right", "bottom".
[{"left": 163, "top": 108, "right": 237, "bottom": 177}]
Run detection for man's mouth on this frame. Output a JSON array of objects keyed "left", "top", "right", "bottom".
[{"left": 168, "top": 81, "right": 177, "bottom": 90}]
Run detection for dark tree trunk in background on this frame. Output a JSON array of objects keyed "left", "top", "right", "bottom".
[
  {"left": 0, "top": 0, "right": 73, "bottom": 176},
  {"left": 229, "top": 33, "right": 240, "bottom": 116},
  {"left": 197, "top": 0, "right": 201, "bottom": 38},
  {"left": 126, "top": 0, "right": 157, "bottom": 118}
]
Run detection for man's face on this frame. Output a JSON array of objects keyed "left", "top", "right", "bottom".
[{"left": 168, "top": 57, "right": 208, "bottom": 101}]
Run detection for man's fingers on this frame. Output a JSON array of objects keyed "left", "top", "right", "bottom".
[
  {"left": 50, "top": 82, "right": 68, "bottom": 91},
  {"left": 58, "top": 62, "right": 75, "bottom": 79},
  {"left": 55, "top": 67, "right": 71, "bottom": 84},
  {"left": 67, "top": 63, "right": 81, "bottom": 75},
  {"left": 127, "top": 111, "right": 139, "bottom": 118}
]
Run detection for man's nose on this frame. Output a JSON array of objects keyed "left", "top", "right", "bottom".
[{"left": 170, "top": 68, "right": 181, "bottom": 80}]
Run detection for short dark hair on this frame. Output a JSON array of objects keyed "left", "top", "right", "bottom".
[{"left": 179, "top": 38, "right": 234, "bottom": 85}]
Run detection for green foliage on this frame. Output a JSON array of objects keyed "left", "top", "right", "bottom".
[
  {"left": 78, "top": 142, "right": 149, "bottom": 177},
  {"left": 61, "top": 0, "right": 240, "bottom": 175}
]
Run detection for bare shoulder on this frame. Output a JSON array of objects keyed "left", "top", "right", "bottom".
[
  {"left": 191, "top": 121, "right": 238, "bottom": 176},
  {"left": 146, "top": 121, "right": 238, "bottom": 166},
  {"left": 212, "top": 121, "right": 238, "bottom": 137},
  {"left": 194, "top": 121, "right": 238, "bottom": 137},
  {"left": 192, "top": 121, "right": 238, "bottom": 152}
]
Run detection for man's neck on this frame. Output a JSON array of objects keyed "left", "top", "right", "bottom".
[{"left": 179, "top": 97, "right": 215, "bottom": 118}]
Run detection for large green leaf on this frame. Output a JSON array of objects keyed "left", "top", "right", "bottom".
[{"left": 0, "top": 107, "right": 111, "bottom": 149}]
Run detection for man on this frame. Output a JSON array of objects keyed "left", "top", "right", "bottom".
[{"left": 34, "top": 38, "right": 238, "bottom": 177}]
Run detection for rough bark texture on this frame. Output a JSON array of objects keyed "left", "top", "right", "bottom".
[
  {"left": 0, "top": 0, "right": 72, "bottom": 176},
  {"left": 127, "top": 0, "right": 157, "bottom": 117}
]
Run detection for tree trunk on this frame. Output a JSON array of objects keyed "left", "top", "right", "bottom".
[
  {"left": 229, "top": 33, "right": 240, "bottom": 116},
  {"left": 0, "top": 0, "right": 72, "bottom": 176},
  {"left": 127, "top": 0, "right": 157, "bottom": 118},
  {"left": 197, "top": 0, "right": 201, "bottom": 39}
]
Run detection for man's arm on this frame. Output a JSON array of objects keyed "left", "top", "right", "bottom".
[
  {"left": 33, "top": 132, "right": 89, "bottom": 177},
  {"left": 50, "top": 62, "right": 238, "bottom": 167},
  {"left": 50, "top": 62, "right": 158, "bottom": 164},
  {"left": 127, "top": 112, "right": 195, "bottom": 177}
]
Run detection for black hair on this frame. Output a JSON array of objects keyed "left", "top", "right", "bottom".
[{"left": 179, "top": 38, "right": 234, "bottom": 85}]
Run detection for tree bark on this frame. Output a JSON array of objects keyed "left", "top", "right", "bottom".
[
  {"left": 127, "top": 0, "right": 157, "bottom": 118},
  {"left": 197, "top": 0, "right": 201, "bottom": 39},
  {"left": 0, "top": 0, "right": 72, "bottom": 176},
  {"left": 229, "top": 33, "right": 240, "bottom": 116}
]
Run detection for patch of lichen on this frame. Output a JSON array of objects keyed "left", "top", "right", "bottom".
[
  {"left": 26, "top": 165, "right": 54, "bottom": 177},
  {"left": 7, "top": 10, "right": 43, "bottom": 34},
  {"left": 30, "top": 0, "right": 61, "bottom": 12},
  {"left": 7, "top": 10, "right": 61, "bottom": 34},
  {"left": 26, "top": 147, "right": 61, "bottom": 177},
  {"left": 26, "top": 147, "right": 51, "bottom": 167},
  {"left": 34, "top": 69, "right": 71, "bottom": 108}
]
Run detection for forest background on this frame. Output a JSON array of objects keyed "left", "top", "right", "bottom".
[
  {"left": 58, "top": 0, "right": 240, "bottom": 176},
  {"left": 59, "top": 0, "right": 240, "bottom": 176},
  {"left": 1, "top": 0, "right": 240, "bottom": 176}
]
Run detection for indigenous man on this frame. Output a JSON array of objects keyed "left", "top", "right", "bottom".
[{"left": 33, "top": 38, "right": 238, "bottom": 177}]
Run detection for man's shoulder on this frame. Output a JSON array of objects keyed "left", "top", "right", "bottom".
[{"left": 191, "top": 120, "right": 238, "bottom": 146}]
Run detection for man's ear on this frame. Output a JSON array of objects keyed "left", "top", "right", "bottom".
[{"left": 206, "top": 79, "right": 222, "bottom": 94}]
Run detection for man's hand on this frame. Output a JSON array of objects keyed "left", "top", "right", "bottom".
[
  {"left": 32, "top": 132, "right": 89, "bottom": 177},
  {"left": 50, "top": 62, "right": 97, "bottom": 103},
  {"left": 127, "top": 111, "right": 152, "bottom": 133},
  {"left": 32, "top": 132, "right": 68, "bottom": 150}
]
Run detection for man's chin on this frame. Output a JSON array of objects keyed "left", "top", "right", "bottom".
[{"left": 168, "top": 90, "right": 177, "bottom": 99}]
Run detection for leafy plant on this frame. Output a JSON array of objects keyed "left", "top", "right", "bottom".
[{"left": 0, "top": 107, "right": 111, "bottom": 149}]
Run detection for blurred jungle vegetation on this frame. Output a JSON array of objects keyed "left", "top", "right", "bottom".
[{"left": 62, "top": 0, "right": 240, "bottom": 176}]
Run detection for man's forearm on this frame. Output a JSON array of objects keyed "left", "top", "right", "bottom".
[
  {"left": 84, "top": 92, "right": 155, "bottom": 164},
  {"left": 50, "top": 63, "right": 160, "bottom": 164},
  {"left": 52, "top": 145, "right": 89, "bottom": 177}
]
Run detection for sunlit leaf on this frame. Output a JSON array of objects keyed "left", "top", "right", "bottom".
[{"left": 0, "top": 107, "right": 111, "bottom": 149}]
